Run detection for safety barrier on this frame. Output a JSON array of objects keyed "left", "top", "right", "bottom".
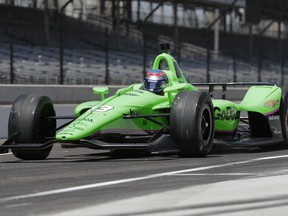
[{"left": 0, "top": 84, "right": 248, "bottom": 104}]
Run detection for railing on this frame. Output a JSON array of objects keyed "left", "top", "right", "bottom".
[
  {"left": 0, "top": 40, "right": 286, "bottom": 87},
  {"left": 0, "top": 2, "right": 287, "bottom": 87}
]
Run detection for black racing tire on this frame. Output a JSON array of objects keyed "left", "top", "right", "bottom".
[
  {"left": 170, "top": 91, "right": 214, "bottom": 157},
  {"left": 8, "top": 94, "right": 56, "bottom": 160},
  {"left": 280, "top": 90, "right": 288, "bottom": 145}
]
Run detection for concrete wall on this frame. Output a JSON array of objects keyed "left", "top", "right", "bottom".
[
  {"left": 0, "top": 84, "right": 249, "bottom": 104},
  {"left": 0, "top": 84, "right": 121, "bottom": 104}
]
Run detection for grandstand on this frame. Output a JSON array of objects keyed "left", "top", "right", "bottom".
[{"left": 0, "top": 0, "right": 287, "bottom": 86}]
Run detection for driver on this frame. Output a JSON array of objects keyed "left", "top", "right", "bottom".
[{"left": 144, "top": 69, "right": 168, "bottom": 95}]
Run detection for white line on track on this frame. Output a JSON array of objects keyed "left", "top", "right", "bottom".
[
  {"left": 1, "top": 154, "right": 288, "bottom": 203},
  {"left": 0, "top": 152, "right": 12, "bottom": 156},
  {"left": 170, "top": 173, "right": 252, "bottom": 176}
]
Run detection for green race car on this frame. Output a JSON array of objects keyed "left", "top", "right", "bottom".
[{"left": 1, "top": 44, "right": 288, "bottom": 160}]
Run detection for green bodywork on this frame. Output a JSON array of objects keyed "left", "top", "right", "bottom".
[
  {"left": 212, "top": 85, "right": 281, "bottom": 133},
  {"left": 56, "top": 52, "right": 282, "bottom": 141}
]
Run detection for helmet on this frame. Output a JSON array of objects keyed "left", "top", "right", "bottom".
[{"left": 144, "top": 69, "right": 168, "bottom": 94}]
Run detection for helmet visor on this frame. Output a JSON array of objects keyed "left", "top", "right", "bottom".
[{"left": 144, "top": 79, "right": 167, "bottom": 93}]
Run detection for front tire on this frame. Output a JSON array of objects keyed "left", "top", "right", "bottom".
[
  {"left": 170, "top": 91, "right": 214, "bottom": 157},
  {"left": 8, "top": 94, "right": 56, "bottom": 160}
]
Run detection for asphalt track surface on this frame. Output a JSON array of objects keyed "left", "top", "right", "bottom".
[
  {"left": 1, "top": 144, "right": 288, "bottom": 216},
  {"left": 1, "top": 106, "right": 288, "bottom": 215}
]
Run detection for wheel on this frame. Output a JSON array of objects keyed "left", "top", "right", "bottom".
[
  {"left": 170, "top": 91, "right": 214, "bottom": 157},
  {"left": 280, "top": 90, "right": 288, "bottom": 145},
  {"left": 8, "top": 94, "right": 56, "bottom": 160}
]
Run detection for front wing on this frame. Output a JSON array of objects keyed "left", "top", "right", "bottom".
[{"left": 0, "top": 132, "right": 285, "bottom": 155}]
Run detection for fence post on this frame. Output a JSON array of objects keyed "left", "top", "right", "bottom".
[
  {"left": 173, "top": 2, "right": 179, "bottom": 60},
  {"left": 142, "top": 31, "right": 147, "bottom": 80},
  {"left": 206, "top": 47, "right": 210, "bottom": 82},
  {"left": 281, "top": 56, "right": 285, "bottom": 87},
  {"left": 9, "top": 33, "right": 14, "bottom": 84},
  {"left": 233, "top": 55, "right": 237, "bottom": 82},
  {"left": 9, "top": 2, "right": 14, "bottom": 84},
  {"left": 257, "top": 56, "right": 261, "bottom": 82},
  {"left": 59, "top": 0, "right": 73, "bottom": 85},
  {"left": 105, "top": 28, "right": 110, "bottom": 85}
]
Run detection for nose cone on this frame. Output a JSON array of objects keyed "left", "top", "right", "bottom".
[
  {"left": 56, "top": 126, "right": 88, "bottom": 140},
  {"left": 56, "top": 131, "right": 75, "bottom": 141},
  {"left": 56, "top": 113, "right": 100, "bottom": 141}
]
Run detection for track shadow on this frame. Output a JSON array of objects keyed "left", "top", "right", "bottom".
[
  {"left": 1, "top": 149, "right": 179, "bottom": 163},
  {"left": 2, "top": 143, "right": 288, "bottom": 163},
  {"left": 211, "top": 144, "right": 288, "bottom": 155}
]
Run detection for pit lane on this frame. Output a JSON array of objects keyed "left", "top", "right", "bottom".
[{"left": 1, "top": 105, "right": 288, "bottom": 216}]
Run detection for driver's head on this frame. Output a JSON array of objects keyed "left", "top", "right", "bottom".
[{"left": 144, "top": 69, "right": 168, "bottom": 95}]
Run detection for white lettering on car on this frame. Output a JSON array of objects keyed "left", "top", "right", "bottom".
[{"left": 92, "top": 105, "right": 114, "bottom": 112}]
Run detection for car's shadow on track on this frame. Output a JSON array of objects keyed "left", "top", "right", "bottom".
[
  {"left": 211, "top": 145, "right": 288, "bottom": 155},
  {"left": 66, "top": 151, "right": 180, "bottom": 163},
  {"left": 2, "top": 150, "right": 181, "bottom": 163},
  {"left": 2, "top": 145, "right": 288, "bottom": 163}
]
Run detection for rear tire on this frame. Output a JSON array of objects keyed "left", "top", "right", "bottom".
[
  {"left": 8, "top": 94, "right": 56, "bottom": 160},
  {"left": 280, "top": 90, "right": 288, "bottom": 145},
  {"left": 170, "top": 91, "right": 214, "bottom": 157}
]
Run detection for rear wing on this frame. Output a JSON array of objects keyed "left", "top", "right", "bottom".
[{"left": 191, "top": 82, "right": 275, "bottom": 99}]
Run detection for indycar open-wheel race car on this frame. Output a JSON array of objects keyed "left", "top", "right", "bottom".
[{"left": 0, "top": 44, "right": 288, "bottom": 160}]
